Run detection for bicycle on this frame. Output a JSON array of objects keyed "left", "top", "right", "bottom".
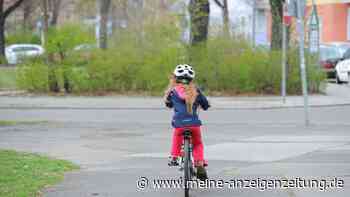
[
  {"left": 180, "top": 129, "right": 196, "bottom": 197},
  {"left": 168, "top": 128, "right": 208, "bottom": 197}
]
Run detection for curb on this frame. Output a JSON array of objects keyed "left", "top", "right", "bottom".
[{"left": 1, "top": 102, "right": 350, "bottom": 110}]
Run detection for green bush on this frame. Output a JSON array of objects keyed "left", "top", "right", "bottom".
[
  {"left": 287, "top": 47, "right": 326, "bottom": 94},
  {"left": 46, "top": 23, "right": 95, "bottom": 61},
  {"left": 6, "top": 32, "right": 41, "bottom": 45},
  {"left": 65, "top": 66, "right": 90, "bottom": 93},
  {"left": 16, "top": 19, "right": 326, "bottom": 95},
  {"left": 0, "top": 67, "right": 17, "bottom": 90},
  {"left": 16, "top": 61, "right": 49, "bottom": 92}
]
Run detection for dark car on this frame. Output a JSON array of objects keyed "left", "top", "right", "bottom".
[{"left": 319, "top": 42, "right": 350, "bottom": 79}]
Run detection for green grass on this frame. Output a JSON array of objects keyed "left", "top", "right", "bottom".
[
  {"left": 0, "top": 67, "right": 16, "bottom": 90},
  {"left": 0, "top": 120, "right": 49, "bottom": 127},
  {"left": 0, "top": 150, "right": 78, "bottom": 197}
]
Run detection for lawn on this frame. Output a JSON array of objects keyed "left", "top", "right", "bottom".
[
  {"left": 0, "top": 150, "right": 78, "bottom": 197},
  {"left": 0, "top": 67, "right": 16, "bottom": 90},
  {"left": 0, "top": 120, "right": 49, "bottom": 127}
]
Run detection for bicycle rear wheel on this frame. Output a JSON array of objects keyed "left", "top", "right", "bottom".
[{"left": 183, "top": 138, "right": 191, "bottom": 197}]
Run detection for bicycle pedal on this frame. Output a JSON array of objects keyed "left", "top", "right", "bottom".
[{"left": 168, "top": 163, "right": 179, "bottom": 167}]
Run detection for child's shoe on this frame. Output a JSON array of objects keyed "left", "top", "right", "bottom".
[
  {"left": 196, "top": 166, "right": 208, "bottom": 181},
  {"left": 204, "top": 160, "right": 208, "bottom": 167},
  {"left": 168, "top": 156, "right": 179, "bottom": 166}
]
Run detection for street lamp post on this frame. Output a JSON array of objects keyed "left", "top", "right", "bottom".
[
  {"left": 286, "top": 0, "right": 309, "bottom": 126},
  {"left": 296, "top": 0, "right": 310, "bottom": 126},
  {"left": 282, "top": 2, "right": 292, "bottom": 104}
]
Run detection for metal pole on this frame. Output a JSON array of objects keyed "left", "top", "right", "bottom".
[
  {"left": 282, "top": 21, "right": 287, "bottom": 104},
  {"left": 312, "top": 0, "right": 320, "bottom": 63},
  {"left": 96, "top": 0, "right": 100, "bottom": 48},
  {"left": 296, "top": 0, "right": 310, "bottom": 126}
]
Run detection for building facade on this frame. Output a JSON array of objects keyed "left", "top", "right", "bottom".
[{"left": 306, "top": 0, "right": 350, "bottom": 43}]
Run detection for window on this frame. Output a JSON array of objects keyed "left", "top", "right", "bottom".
[
  {"left": 12, "top": 46, "right": 39, "bottom": 53},
  {"left": 12, "top": 47, "right": 40, "bottom": 53},
  {"left": 343, "top": 49, "right": 350, "bottom": 60},
  {"left": 319, "top": 46, "right": 342, "bottom": 61},
  {"left": 255, "top": 9, "right": 268, "bottom": 45}
]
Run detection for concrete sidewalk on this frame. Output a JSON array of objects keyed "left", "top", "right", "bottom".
[
  {"left": 0, "top": 83, "right": 349, "bottom": 109},
  {"left": 0, "top": 95, "right": 349, "bottom": 110}
]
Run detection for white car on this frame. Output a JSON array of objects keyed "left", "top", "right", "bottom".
[
  {"left": 5, "top": 44, "right": 45, "bottom": 64},
  {"left": 335, "top": 48, "right": 350, "bottom": 83},
  {"left": 73, "top": 44, "right": 96, "bottom": 51}
]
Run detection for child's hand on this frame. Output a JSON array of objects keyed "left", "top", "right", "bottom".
[
  {"left": 163, "top": 90, "right": 171, "bottom": 101},
  {"left": 164, "top": 75, "right": 175, "bottom": 97}
]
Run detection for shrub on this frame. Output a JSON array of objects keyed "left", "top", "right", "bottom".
[
  {"left": 16, "top": 19, "right": 326, "bottom": 95},
  {"left": 46, "top": 23, "right": 95, "bottom": 62},
  {"left": 6, "top": 32, "right": 41, "bottom": 45},
  {"left": 16, "top": 61, "right": 49, "bottom": 92},
  {"left": 0, "top": 67, "right": 17, "bottom": 90},
  {"left": 287, "top": 47, "right": 326, "bottom": 94},
  {"left": 188, "top": 36, "right": 326, "bottom": 95},
  {"left": 65, "top": 66, "right": 90, "bottom": 93}
]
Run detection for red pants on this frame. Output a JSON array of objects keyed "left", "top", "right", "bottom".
[{"left": 171, "top": 126, "right": 205, "bottom": 166}]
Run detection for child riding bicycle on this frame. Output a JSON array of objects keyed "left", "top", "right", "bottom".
[{"left": 164, "top": 64, "right": 210, "bottom": 181}]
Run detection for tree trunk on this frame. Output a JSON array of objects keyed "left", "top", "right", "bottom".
[
  {"left": 22, "top": 0, "right": 32, "bottom": 31},
  {"left": 0, "top": 16, "right": 5, "bottom": 57},
  {"left": 0, "top": 0, "right": 4, "bottom": 57},
  {"left": 42, "top": 0, "right": 49, "bottom": 46},
  {"left": 222, "top": 0, "right": 229, "bottom": 36},
  {"left": 0, "top": 0, "right": 25, "bottom": 57},
  {"left": 269, "top": 0, "right": 283, "bottom": 50},
  {"left": 49, "top": 0, "right": 61, "bottom": 26},
  {"left": 160, "top": 0, "right": 167, "bottom": 10},
  {"left": 213, "top": 0, "right": 229, "bottom": 36},
  {"left": 98, "top": 0, "right": 111, "bottom": 49},
  {"left": 189, "top": 0, "right": 210, "bottom": 46}
]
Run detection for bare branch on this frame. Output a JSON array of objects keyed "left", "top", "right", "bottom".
[
  {"left": 213, "top": 0, "right": 224, "bottom": 8},
  {"left": 4, "top": 0, "right": 25, "bottom": 18}
]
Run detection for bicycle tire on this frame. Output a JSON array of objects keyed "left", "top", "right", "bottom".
[{"left": 184, "top": 138, "right": 191, "bottom": 197}]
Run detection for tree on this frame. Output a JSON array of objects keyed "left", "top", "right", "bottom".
[
  {"left": 0, "top": 0, "right": 25, "bottom": 57},
  {"left": 213, "top": 0, "right": 230, "bottom": 36},
  {"left": 41, "top": 0, "right": 49, "bottom": 47},
  {"left": 22, "top": 0, "right": 33, "bottom": 31},
  {"left": 189, "top": 0, "right": 210, "bottom": 46},
  {"left": 269, "top": 0, "right": 284, "bottom": 50},
  {"left": 98, "top": 0, "right": 111, "bottom": 49},
  {"left": 48, "top": 0, "right": 62, "bottom": 26}
]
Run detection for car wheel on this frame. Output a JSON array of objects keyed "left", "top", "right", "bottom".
[{"left": 335, "top": 72, "right": 342, "bottom": 84}]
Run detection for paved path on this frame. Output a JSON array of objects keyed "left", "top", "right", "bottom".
[
  {"left": 1, "top": 106, "right": 350, "bottom": 197},
  {"left": 0, "top": 83, "right": 350, "bottom": 197},
  {"left": 1, "top": 83, "right": 350, "bottom": 110}
]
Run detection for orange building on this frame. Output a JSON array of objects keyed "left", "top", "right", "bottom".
[
  {"left": 306, "top": 0, "right": 350, "bottom": 43},
  {"left": 266, "top": 0, "right": 350, "bottom": 44}
]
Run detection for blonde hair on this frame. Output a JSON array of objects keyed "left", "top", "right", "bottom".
[
  {"left": 184, "top": 82, "right": 198, "bottom": 114},
  {"left": 164, "top": 74, "right": 198, "bottom": 115}
]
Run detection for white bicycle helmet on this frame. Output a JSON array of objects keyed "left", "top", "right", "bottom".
[{"left": 173, "top": 64, "right": 195, "bottom": 81}]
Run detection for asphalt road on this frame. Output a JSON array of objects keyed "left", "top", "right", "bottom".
[{"left": 1, "top": 105, "right": 350, "bottom": 197}]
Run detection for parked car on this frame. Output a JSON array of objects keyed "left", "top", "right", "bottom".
[
  {"left": 5, "top": 44, "right": 44, "bottom": 64},
  {"left": 335, "top": 48, "right": 350, "bottom": 83},
  {"left": 319, "top": 42, "right": 350, "bottom": 79},
  {"left": 73, "top": 44, "right": 96, "bottom": 51}
]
